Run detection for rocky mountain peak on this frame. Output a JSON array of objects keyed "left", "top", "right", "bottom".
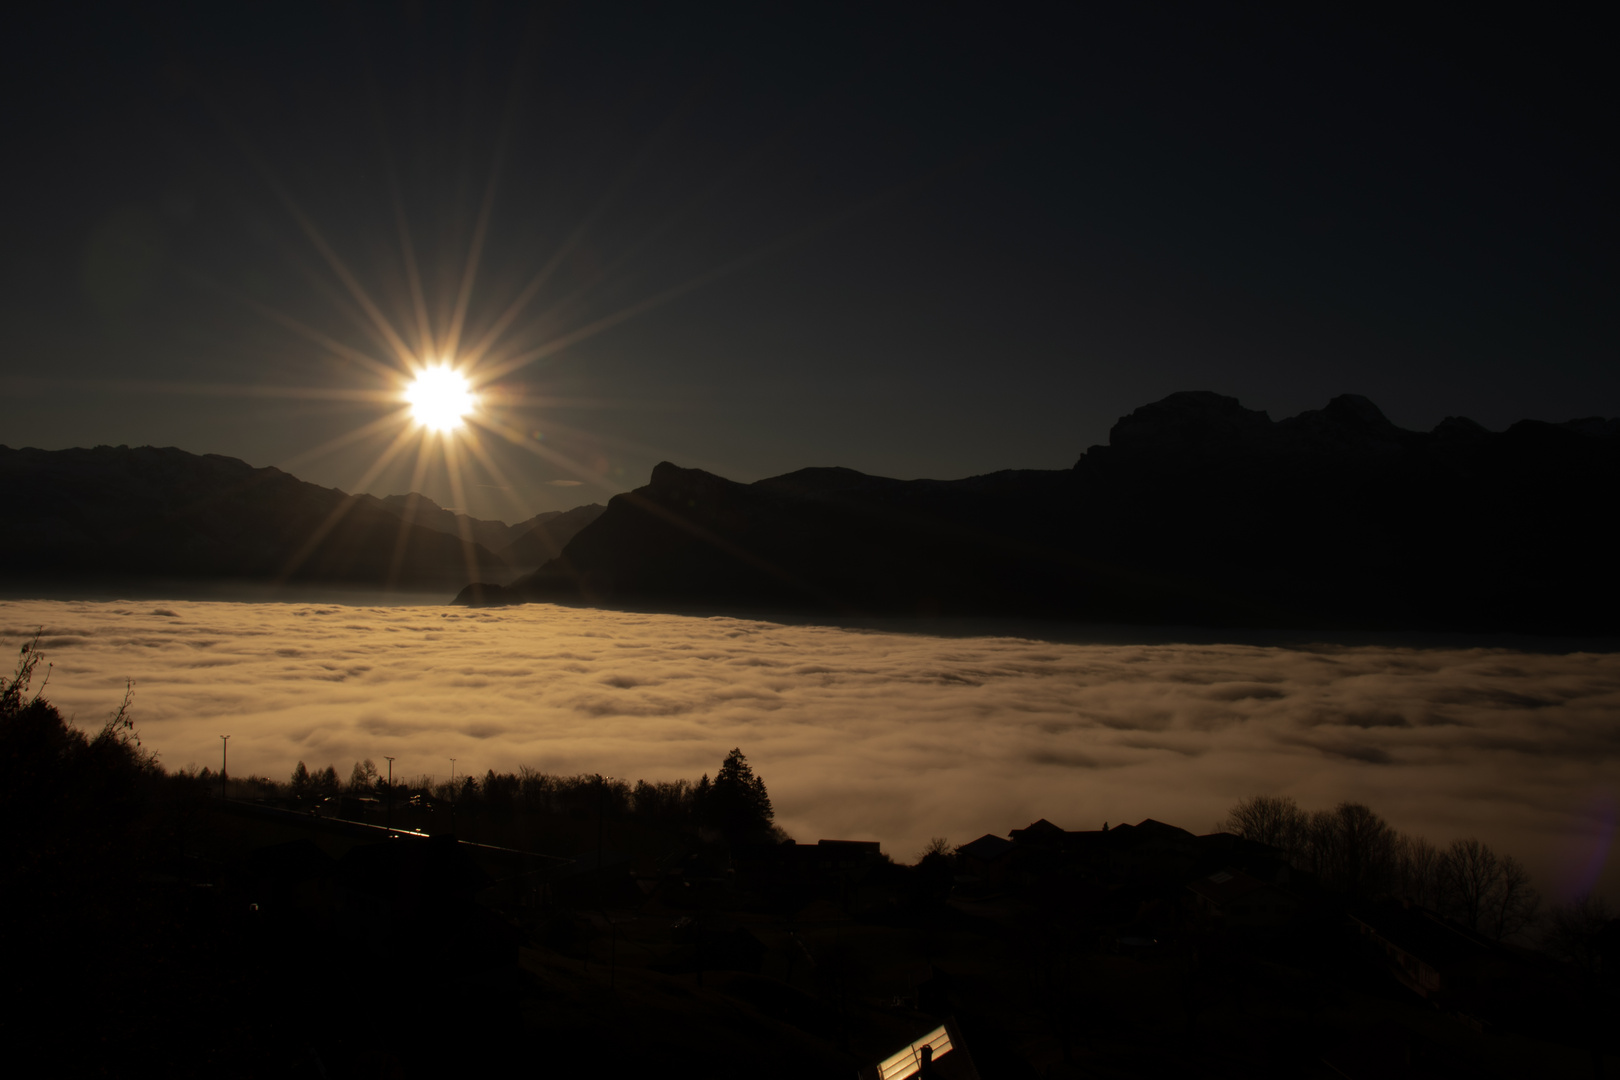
[
  {"left": 1106, "top": 391, "right": 1273, "bottom": 461},
  {"left": 1318, "top": 393, "right": 1394, "bottom": 429},
  {"left": 648, "top": 461, "right": 739, "bottom": 503}
]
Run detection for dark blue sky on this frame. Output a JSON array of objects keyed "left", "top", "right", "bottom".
[{"left": 3, "top": 2, "right": 1613, "bottom": 520}]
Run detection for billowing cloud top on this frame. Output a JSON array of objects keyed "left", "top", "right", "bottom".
[{"left": 4, "top": 600, "right": 1615, "bottom": 900}]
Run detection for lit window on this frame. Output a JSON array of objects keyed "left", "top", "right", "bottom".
[{"left": 876, "top": 1025, "right": 955, "bottom": 1080}]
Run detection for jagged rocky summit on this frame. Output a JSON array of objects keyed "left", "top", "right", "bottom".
[{"left": 458, "top": 392, "right": 1619, "bottom": 634}]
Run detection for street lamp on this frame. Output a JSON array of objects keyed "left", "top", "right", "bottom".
[
  {"left": 219, "top": 735, "right": 229, "bottom": 800},
  {"left": 384, "top": 755, "right": 395, "bottom": 831}
]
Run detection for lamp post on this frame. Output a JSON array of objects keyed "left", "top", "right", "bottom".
[
  {"left": 449, "top": 758, "right": 457, "bottom": 835},
  {"left": 384, "top": 756, "right": 395, "bottom": 831},
  {"left": 219, "top": 735, "right": 229, "bottom": 800}
]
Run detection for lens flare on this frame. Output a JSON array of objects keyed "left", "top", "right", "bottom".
[{"left": 405, "top": 365, "right": 475, "bottom": 432}]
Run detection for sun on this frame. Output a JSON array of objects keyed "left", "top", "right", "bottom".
[{"left": 405, "top": 365, "right": 476, "bottom": 432}]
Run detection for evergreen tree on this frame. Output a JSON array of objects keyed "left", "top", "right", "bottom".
[
  {"left": 706, "top": 748, "right": 773, "bottom": 840},
  {"left": 289, "top": 761, "right": 310, "bottom": 798},
  {"left": 315, "top": 765, "right": 340, "bottom": 796}
]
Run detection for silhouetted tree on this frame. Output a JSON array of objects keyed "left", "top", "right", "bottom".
[
  {"left": 693, "top": 772, "right": 712, "bottom": 821},
  {"left": 1443, "top": 837, "right": 1499, "bottom": 929},
  {"left": 632, "top": 777, "right": 695, "bottom": 820},
  {"left": 518, "top": 765, "right": 550, "bottom": 812},
  {"left": 1309, "top": 802, "right": 1399, "bottom": 899},
  {"left": 1440, "top": 837, "right": 1540, "bottom": 940},
  {"left": 314, "top": 764, "right": 340, "bottom": 797},
  {"left": 704, "top": 748, "right": 773, "bottom": 841},
  {"left": 289, "top": 761, "right": 310, "bottom": 798},
  {"left": 484, "top": 769, "right": 519, "bottom": 811},
  {"left": 1222, "top": 794, "right": 1309, "bottom": 859},
  {"left": 1226, "top": 794, "right": 1544, "bottom": 929},
  {"left": 1482, "top": 854, "right": 1539, "bottom": 941},
  {"left": 0, "top": 634, "right": 154, "bottom": 891},
  {"left": 1394, "top": 832, "right": 1447, "bottom": 909},
  {"left": 912, "top": 838, "right": 955, "bottom": 904},
  {"left": 0, "top": 630, "right": 49, "bottom": 718},
  {"left": 348, "top": 759, "right": 378, "bottom": 793}
]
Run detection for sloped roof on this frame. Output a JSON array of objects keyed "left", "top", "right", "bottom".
[
  {"left": 1133, "top": 818, "right": 1198, "bottom": 841},
  {"left": 1105, "top": 819, "right": 1200, "bottom": 855},
  {"left": 956, "top": 834, "right": 1016, "bottom": 860}
]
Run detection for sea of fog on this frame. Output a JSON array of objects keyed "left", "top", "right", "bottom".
[{"left": 4, "top": 598, "right": 1616, "bottom": 902}]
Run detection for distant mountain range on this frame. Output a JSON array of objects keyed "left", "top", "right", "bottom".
[
  {"left": 458, "top": 392, "right": 1619, "bottom": 634},
  {"left": 360, "top": 493, "right": 605, "bottom": 570},
  {"left": 0, "top": 444, "right": 602, "bottom": 593}
]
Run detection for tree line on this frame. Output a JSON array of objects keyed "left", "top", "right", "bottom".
[
  {"left": 5, "top": 630, "right": 1604, "bottom": 960},
  {"left": 196, "top": 745, "right": 779, "bottom": 841},
  {"left": 1, "top": 630, "right": 776, "bottom": 846},
  {"left": 1224, "top": 794, "right": 1553, "bottom": 941}
]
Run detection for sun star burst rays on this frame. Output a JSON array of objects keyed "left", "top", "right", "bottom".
[{"left": 155, "top": 63, "right": 859, "bottom": 584}]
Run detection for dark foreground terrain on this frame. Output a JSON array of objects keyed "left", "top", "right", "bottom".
[{"left": 5, "top": 642, "right": 1616, "bottom": 1078}]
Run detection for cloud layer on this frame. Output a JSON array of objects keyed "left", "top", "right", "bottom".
[{"left": 5, "top": 599, "right": 1616, "bottom": 900}]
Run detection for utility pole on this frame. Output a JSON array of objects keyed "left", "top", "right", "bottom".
[
  {"left": 219, "top": 735, "right": 229, "bottom": 800},
  {"left": 384, "top": 756, "right": 395, "bottom": 832}
]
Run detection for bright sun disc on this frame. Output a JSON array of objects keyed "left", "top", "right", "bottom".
[{"left": 406, "top": 366, "right": 476, "bottom": 432}]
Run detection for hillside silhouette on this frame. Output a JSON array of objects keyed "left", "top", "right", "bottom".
[
  {"left": 494, "top": 502, "right": 606, "bottom": 569},
  {"left": 367, "top": 493, "right": 603, "bottom": 568},
  {"left": 468, "top": 392, "right": 1618, "bottom": 633},
  {"left": 0, "top": 445, "right": 597, "bottom": 592}
]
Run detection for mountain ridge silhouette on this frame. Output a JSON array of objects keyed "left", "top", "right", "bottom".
[
  {"left": 465, "top": 392, "right": 1618, "bottom": 633},
  {"left": 0, "top": 444, "right": 592, "bottom": 591}
]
